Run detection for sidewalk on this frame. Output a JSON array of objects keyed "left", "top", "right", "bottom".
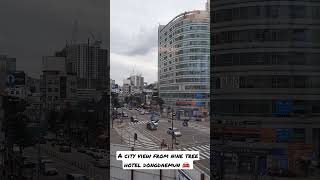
[{"left": 110, "top": 128, "right": 123, "bottom": 144}]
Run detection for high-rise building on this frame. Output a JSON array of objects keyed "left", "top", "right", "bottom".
[
  {"left": 0, "top": 55, "right": 16, "bottom": 73},
  {"left": 65, "top": 40, "right": 108, "bottom": 90},
  {"left": 128, "top": 75, "right": 144, "bottom": 90},
  {"left": 122, "top": 79, "right": 131, "bottom": 95},
  {"left": 41, "top": 56, "right": 77, "bottom": 110},
  {"left": 211, "top": 0, "right": 320, "bottom": 177},
  {"left": 158, "top": 4, "right": 210, "bottom": 115}
]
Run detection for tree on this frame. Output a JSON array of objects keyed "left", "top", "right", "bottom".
[
  {"left": 152, "top": 97, "right": 165, "bottom": 110},
  {"left": 111, "top": 92, "right": 121, "bottom": 108}
]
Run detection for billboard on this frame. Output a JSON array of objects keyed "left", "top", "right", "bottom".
[
  {"left": 7, "top": 71, "right": 25, "bottom": 86},
  {"left": 276, "top": 128, "right": 291, "bottom": 142},
  {"left": 274, "top": 100, "right": 292, "bottom": 115}
]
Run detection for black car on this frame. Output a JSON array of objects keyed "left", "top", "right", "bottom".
[
  {"left": 59, "top": 146, "right": 71, "bottom": 153},
  {"left": 130, "top": 116, "right": 138, "bottom": 122}
]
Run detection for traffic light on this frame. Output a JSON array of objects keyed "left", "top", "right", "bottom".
[{"left": 134, "top": 133, "right": 137, "bottom": 140}]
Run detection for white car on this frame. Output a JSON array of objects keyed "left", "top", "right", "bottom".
[{"left": 167, "top": 127, "right": 182, "bottom": 137}]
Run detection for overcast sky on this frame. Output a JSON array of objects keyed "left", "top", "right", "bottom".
[
  {"left": 0, "top": 0, "right": 108, "bottom": 78},
  {"left": 111, "top": 0, "right": 207, "bottom": 85}
]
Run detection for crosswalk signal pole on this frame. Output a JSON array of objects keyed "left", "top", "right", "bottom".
[{"left": 134, "top": 133, "right": 137, "bottom": 147}]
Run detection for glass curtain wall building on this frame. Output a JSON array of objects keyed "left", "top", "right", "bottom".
[
  {"left": 211, "top": 0, "right": 320, "bottom": 178},
  {"left": 158, "top": 8, "right": 210, "bottom": 116}
]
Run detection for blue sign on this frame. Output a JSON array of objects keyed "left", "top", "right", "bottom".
[
  {"left": 195, "top": 93, "right": 202, "bottom": 99},
  {"left": 276, "top": 128, "right": 292, "bottom": 142},
  {"left": 196, "top": 102, "right": 204, "bottom": 107},
  {"left": 6, "top": 74, "right": 15, "bottom": 87},
  {"left": 274, "top": 100, "right": 292, "bottom": 115}
]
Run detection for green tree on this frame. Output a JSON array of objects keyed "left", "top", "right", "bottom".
[{"left": 111, "top": 92, "right": 121, "bottom": 108}]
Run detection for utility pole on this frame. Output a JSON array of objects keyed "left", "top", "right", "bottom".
[
  {"left": 171, "top": 108, "right": 174, "bottom": 150},
  {"left": 37, "top": 105, "right": 42, "bottom": 180},
  {"left": 131, "top": 133, "right": 137, "bottom": 180}
]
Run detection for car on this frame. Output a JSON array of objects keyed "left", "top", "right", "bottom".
[
  {"left": 145, "top": 111, "right": 150, "bottom": 114},
  {"left": 85, "top": 149, "right": 93, "bottom": 156},
  {"left": 140, "top": 111, "right": 145, "bottom": 115},
  {"left": 44, "top": 165, "right": 58, "bottom": 176},
  {"left": 66, "top": 173, "right": 89, "bottom": 180},
  {"left": 41, "top": 159, "right": 53, "bottom": 174},
  {"left": 24, "top": 161, "right": 36, "bottom": 169},
  {"left": 167, "top": 127, "right": 182, "bottom": 137},
  {"left": 97, "top": 149, "right": 107, "bottom": 155},
  {"left": 93, "top": 159, "right": 109, "bottom": 168},
  {"left": 39, "top": 139, "right": 46, "bottom": 144},
  {"left": 41, "top": 159, "right": 53, "bottom": 164},
  {"left": 147, "top": 122, "right": 158, "bottom": 130},
  {"left": 123, "top": 113, "right": 128, "bottom": 118},
  {"left": 93, "top": 152, "right": 104, "bottom": 159},
  {"left": 59, "top": 146, "right": 71, "bottom": 153},
  {"left": 77, "top": 147, "right": 86, "bottom": 153},
  {"left": 130, "top": 116, "right": 138, "bottom": 122}
]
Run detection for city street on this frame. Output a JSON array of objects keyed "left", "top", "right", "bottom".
[{"left": 113, "top": 107, "right": 210, "bottom": 173}]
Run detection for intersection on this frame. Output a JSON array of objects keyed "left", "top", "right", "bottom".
[{"left": 113, "top": 107, "right": 210, "bottom": 173}]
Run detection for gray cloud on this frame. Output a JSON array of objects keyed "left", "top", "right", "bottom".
[
  {"left": 111, "top": 26, "right": 158, "bottom": 56},
  {"left": 110, "top": 0, "right": 207, "bottom": 84},
  {"left": 0, "top": 0, "right": 109, "bottom": 78}
]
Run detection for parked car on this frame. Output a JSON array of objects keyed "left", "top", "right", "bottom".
[
  {"left": 77, "top": 147, "right": 86, "bottom": 153},
  {"left": 24, "top": 161, "right": 36, "bottom": 169},
  {"left": 140, "top": 111, "right": 145, "bottom": 115},
  {"left": 39, "top": 139, "right": 46, "bottom": 144},
  {"left": 93, "top": 152, "right": 104, "bottom": 159},
  {"left": 44, "top": 164, "right": 58, "bottom": 176},
  {"left": 167, "top": 127, "right": 182, "bottom": 137},
  {"left": 93, "top": 159, "right": 109, "bottom": 168},
  {"left": 66, "top": 173, "right": 89, "bottom": 180},
  {"left": 123, "top": 113, "right": 128, "bottom": 117},
  {"left": 40, "top": 159, "right": 54, "bottom": 173},
  {"left": 59, "top": 146, "right": 71, "bottom": 153},
  {"left": 130, "top": 116, "right": 138, "bottom": 122}
]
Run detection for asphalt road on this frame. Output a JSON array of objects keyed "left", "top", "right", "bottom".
[
  {"left": 23, "top": 146, "right": 88, "bottom": 180},
  {"left": 38, "top": 143, "right": 109, "bottom": 180},
  {"left": 115, "top": 107, "right": 210, "bottom": 173}
]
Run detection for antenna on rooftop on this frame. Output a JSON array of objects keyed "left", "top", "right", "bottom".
[{"left": 71, "top": 19, "right": 79, "bottom": 44}]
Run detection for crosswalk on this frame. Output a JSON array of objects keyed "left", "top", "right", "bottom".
[
  {"left": 128, "top": 121, "right": 148, "bottom": 126},
  {"left": 181, "top": 144, "right": 210, "bottom": 160},
  {"left": 188, "top": 122, "right": 210, "bottom": 135},
  {"left": 114, "top": 126, "right": 160, "bottom": 150}
]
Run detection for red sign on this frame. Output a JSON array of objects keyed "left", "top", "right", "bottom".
[{"left": 182, "top": 162, "right": 190, "bottom": 168}]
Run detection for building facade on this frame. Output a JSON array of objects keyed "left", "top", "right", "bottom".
[
  {"left": 211, "top": 0, "right": 320, "bottom": 177},
  {"left": 41, "top": 57, "right": 77, "bottom": 110},
  {"left": 65, "top": 40, "right": 108, "bottom": 90},
  {"left": 158, "top": 6, "right": 210, "bottom": 115},
  {"left": 128, "top": 75, "right": 144, "bottom": 90},
  {"left": 0, "top": 55, "right": 16, "bottom": 73}
]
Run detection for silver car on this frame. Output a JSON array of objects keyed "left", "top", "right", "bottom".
[{"left": 167, "top": 127, "right": 182, "bottom": 137}]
